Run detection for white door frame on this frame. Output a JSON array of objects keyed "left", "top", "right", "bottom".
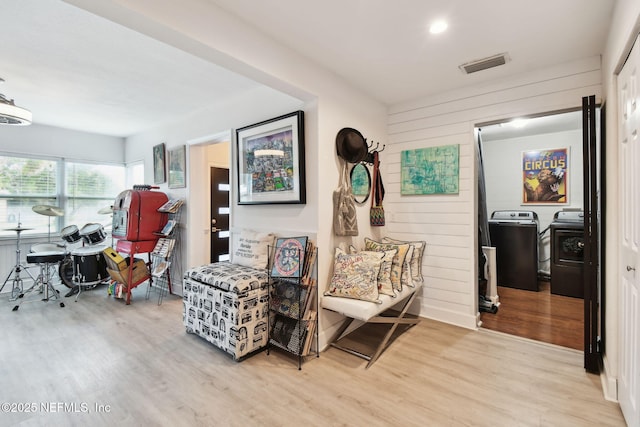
[{"left": 186, "top": 130, "right": 232, "bottom": 269}]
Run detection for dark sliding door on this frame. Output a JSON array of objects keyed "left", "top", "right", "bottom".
[{"left": 582, "top": 95, "right": 602, "bottom": 373}]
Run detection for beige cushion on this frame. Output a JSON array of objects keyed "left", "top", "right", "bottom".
[
  {"left": 364, "top": 238, "right": 410, "bottom": 292},
  {"left": 383, "top": 237, "right": 426, "bottom": 285},
  {"left": 322, "top": 282, "right": 422, "bottom": 322},
  {"left": 232, "top": 230, "right": 275, "bottom": 269},
  {"left": 400, "top": 245, "right": 414, "bottom": 288}
]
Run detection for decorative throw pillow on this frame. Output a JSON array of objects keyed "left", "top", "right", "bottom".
[
  {"left": 383, "top": 237, "right": 426, "bottom": 284},
  {"left": 325, "top": 247, "right": 384, "bottom": 303},
  {"left": 400, "top": 245, "right": 414, "bottom": 288},
  {"left": 232, "top": 230, "right": 275, "bottom": 269},
  {"left": 364, "top": 238, "right": 409, "bottom": 292},
  {"left": 349, "top": 245, "right": 397, "bottom": 296}
]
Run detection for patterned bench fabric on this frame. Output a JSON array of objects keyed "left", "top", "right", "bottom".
[
  {"left": 183, "top": 262, "right": 269, "bottom": 360},
  {"left": 184, "top": 261, "right": 268, "bottom": 294}
]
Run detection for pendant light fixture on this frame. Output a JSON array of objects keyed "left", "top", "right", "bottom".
[{"left": 0, "top": 78, "right": 32, "bottom": 126}]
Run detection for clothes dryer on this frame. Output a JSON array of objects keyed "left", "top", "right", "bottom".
[{"left": 550, "top": 210, "right": 584, "bottom": 298}]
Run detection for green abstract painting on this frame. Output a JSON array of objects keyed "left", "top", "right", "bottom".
[{"left": 401, "top": 144, "right": 459, "bottom": 195}]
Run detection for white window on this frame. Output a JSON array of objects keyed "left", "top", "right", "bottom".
[
  {"left": 126, "top": 161, "right": 144, "bottom": 189},
  {"left": 64, "top": 161, "right": 125, "bottom": 230},
  {"left": 0, "top": 154, "right": 125, "bottom": 237}
]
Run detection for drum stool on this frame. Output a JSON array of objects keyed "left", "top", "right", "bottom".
[{"left": 13, "top": 252, "right": 66, "bottom": 311}]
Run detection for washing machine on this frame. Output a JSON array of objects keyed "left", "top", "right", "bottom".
[
  {"left": 488, "top": 210, "right": 539, "bottom": 291},
  {"left": 550, "top": 210, "right": 584, "bottom": 298}
]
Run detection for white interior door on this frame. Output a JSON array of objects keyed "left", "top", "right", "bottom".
[{"left": 618, "top": 34, "right": 640, "bottom": 427}]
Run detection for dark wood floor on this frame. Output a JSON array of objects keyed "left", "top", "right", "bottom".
[{"left": 480, "top": 281, "right": 583, "bottom": 351}]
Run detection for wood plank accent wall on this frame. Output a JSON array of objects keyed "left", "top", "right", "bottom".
[{"left": 385, "top": 56, "right": 602, "bottom": 329}]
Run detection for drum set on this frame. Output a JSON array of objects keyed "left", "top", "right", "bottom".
[
  {"left": 1, "top": 204, "right": 112, "bottom": 310},
  {"left": 58, "top": 222, "right": 110, "bottom": 297}
]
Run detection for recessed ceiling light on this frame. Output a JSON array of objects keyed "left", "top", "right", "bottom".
[{"left": 429, "top": 20, "right": 448, "bottom": 34}]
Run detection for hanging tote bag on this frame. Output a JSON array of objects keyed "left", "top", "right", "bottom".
[
  {"left": 333, "top": 159, "right": 359, "bottom": 236},
  {"left": 370, "top": 151, "right": 385, "bottom": 226}
]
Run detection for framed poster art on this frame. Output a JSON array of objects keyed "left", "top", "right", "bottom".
[
  {"left": 168, "top": 145, "right": 186, "bottom": 189},
  {"left": 236, "top": 111, "right": 305, "bottom": 205},
  {"left": 400, "top": 144, "right": 459, "bottom": 195},
  {"left": 522, "top": 148, "right": 568, "bottom": 204},
  {"left": 153, "top": 143, "right": 166, "bottom": 184}
]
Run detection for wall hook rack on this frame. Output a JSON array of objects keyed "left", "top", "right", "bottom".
[{"left": 362, "top": 140, "right": 386, "bottom": 164}]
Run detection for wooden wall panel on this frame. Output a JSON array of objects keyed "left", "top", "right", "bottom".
[{"left": 385, "top": 57, "right": 602, "bottom": 329}]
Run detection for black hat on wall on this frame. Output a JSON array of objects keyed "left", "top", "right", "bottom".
[{"left": 336, "top": 127, "right": 367, "bottom": 163}]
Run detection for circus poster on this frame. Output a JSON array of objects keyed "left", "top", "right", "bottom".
[{"left": 522, "top": 148, "right": 568, "bottom": 204}]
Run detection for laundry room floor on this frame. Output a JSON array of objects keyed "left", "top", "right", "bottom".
[{"left": 479, "top": 281, "right": 583, "bottom": 350}]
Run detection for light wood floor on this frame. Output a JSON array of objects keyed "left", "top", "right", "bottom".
[
  {"left": 480, "top": 282, "right": 584, "bottom": 350},
  {"left": 0, "top": 282, "right": 624, "bottom": 426}
]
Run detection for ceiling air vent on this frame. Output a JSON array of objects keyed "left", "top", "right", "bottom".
[{"left": 459, "top": 52, "right": 510, "bottom": 74}]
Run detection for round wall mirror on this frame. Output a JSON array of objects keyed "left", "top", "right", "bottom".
[{"left": 350, "top": 163, "right": 371, "bottom": 204}]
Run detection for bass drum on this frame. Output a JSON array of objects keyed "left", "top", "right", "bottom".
[
  {"left": 71, "top": 245, "right": 108, "bottom": 286},
  {"left": 59, "top": 256, "right": 75, "bottom": 289},
  {"left": 58, "top": 255, "right": 98, "bottom": 290}
]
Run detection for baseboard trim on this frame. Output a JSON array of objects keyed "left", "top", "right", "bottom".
[
  {"left": 600, "top": 354, "right": 618, "bottom": 402},
  {"left": 420, "top": 304, "right": 478, "bottom": 330}
]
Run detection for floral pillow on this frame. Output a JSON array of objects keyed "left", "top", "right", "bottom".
[
  {"left": 364, "top": 238, "right": 409, "bottom": 292},
  {"left": 383, "top": 237, "right": 426, "bottom": 285},
  {"left": 350, "top": 245, "right": 397, "bottom": 296},
  {"left": 325, "top": 247, "right": 384, "bottom": 303}
]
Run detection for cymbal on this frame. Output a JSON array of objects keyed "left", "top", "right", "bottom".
[
  {"left": 4, "top": 226, "right": 33, "bottom": 232},
  {"left": 97, "top": 206, "right": 113, "bottom": 214},
  {"left": 32, "top": 205, "right": 64, "bottom": 217}
]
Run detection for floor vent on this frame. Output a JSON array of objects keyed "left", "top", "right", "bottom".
[{"left": 459, "top": 52, "right": 510, "bottom": 74}]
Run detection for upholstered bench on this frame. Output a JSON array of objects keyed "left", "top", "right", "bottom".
[
  {"left": 183, "top": 262, "right": 270, "bottom": 361},
  {"left": 322, "top": 283, "right": 421, "bottom": 368},
  {"left": 322, "top": 238, "right": 426, "bottom": 368}
]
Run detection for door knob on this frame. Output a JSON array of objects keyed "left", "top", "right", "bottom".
[
  {"left": 211, "top": 227, "right": 221, "bottom": 233},
  {"left": 627, "top": 265, "right": 636, "bottom": 271}
]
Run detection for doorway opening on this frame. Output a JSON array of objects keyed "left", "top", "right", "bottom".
[
  {"left": 477, "top": 109, "right": 596, "bottom": 351},
  {"left": 210, "top": 165, "right": 230, "bottom": 263},
  {"left": 187, "top": 131, "right": 232, "bottom": 270}
]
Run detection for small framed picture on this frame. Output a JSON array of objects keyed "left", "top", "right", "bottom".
[
  {"left": 271, "top": 236, "right": 308, "bottom": 278},
  {"left": 168, "top": 145, "right": 186, "bottom": 189},
  {"left": 153, "top": 143, "right": 166, "bottom": 184},
  {"left": 236, "top": 111, "right": 305, "bottom": 205}
]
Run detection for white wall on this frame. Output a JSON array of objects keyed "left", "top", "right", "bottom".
[
  {"left": 125, "top": 85, "right": 305, "bottom": 293},
  {"left": 386, "top": 56, "right": 602, "bottom": 329},
  {"left": 0, "top": 123, "right": 124, "bottom": 163},
  {"left": 482, "top": 129, "right": 584, "bottom": 273}
]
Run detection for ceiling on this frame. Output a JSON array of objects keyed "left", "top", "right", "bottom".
[{"left": 0, "top": 0, "right": 616, "bottom": 138}]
